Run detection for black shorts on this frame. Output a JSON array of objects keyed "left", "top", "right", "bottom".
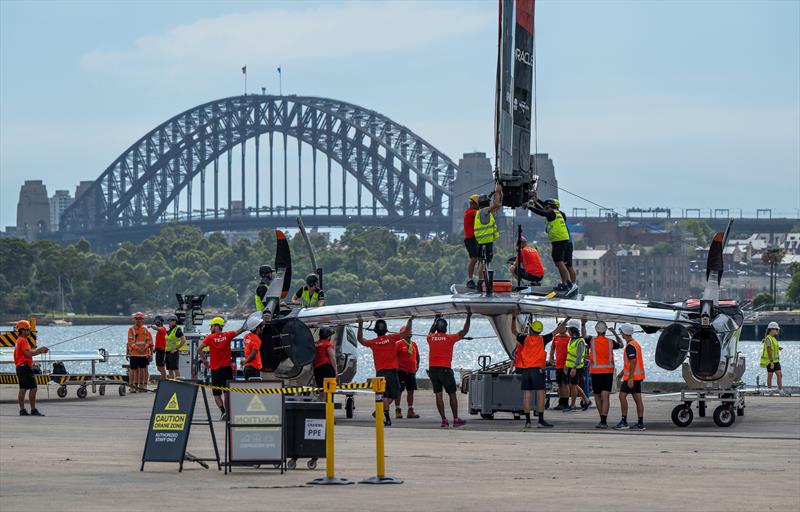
[
  {"left": 555, "top": 368, "right": 567, "bottom": 384},
  {"left": 211, "top": 366, "right": 233, "bottom": 396},
  {"left": 767, "top": 362, "right": 782, "bottom": 372},
  {"left": 478, "top": 242, "right": 494, "bottom": 263},
  {"left": 16, "top": 364, "right": 37, "bottom": 390},
  {"left": 520, "top": 367, "right": 547, "bottom": 391},
  {"left": 567, "top": 367, "right": 584, "bottom": 385},
  {"left": 516, "top": 268, "right": 543, "bottom": 285},
  {"left": 165, "top": 351, "right": 180, "bottom": 371},
  {"left": 155, "top": 348, "right": 166, "bottom": 367},
  {"left": 591, "top": 373, "right": 614, "bottom": 393},
  {"left": 551, "top": 240, "right": 573, "bottom": 267},
  {"left": 464, "top": 237, "right": 479, "bottom": 258},
  {"left": 376, "top": 369, "right": 400, "bottom": 399},
  {"left": 129, "top": 356, "right": 150, "bottom": 370},
  {"left": 428, "top": 366, "right": 457, "bottom": 395},
  {"left": 398, "top": 370, "right": 418, "bottom": 392},
  {"left": 243, "top": 366, "right": 261, "bottom": 380},
  {"left": 619, "top": 380, "right": 643, "bottom": 394},
  {"left": 313, "top": 364, "right": 336, "bottom": 388}
]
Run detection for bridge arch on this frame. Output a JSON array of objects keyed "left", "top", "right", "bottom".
[{"left": 60, "top": 95, "right": 458, "bottom": 234}]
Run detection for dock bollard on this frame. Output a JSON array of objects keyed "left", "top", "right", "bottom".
[
  {"left": 360, "top": 377, "right": 402, "bottom": 484},
  {"left": 308, "top": 378, "right": 353, "bottom": 485}
]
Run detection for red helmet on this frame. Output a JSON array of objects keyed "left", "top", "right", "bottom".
[
  {"left": 16, "top": 320, "right": 31, "bottom": 331},
  {"left": 132, "top": 312, "right": 145, "bottom": 320}
]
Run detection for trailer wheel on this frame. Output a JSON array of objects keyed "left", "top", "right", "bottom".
[
  {"left": 307, "top": 458, "right": 318, "bottom": 470},
  {"left": 287, "top": 458, "right": 297, "bottom": 470},
  {"left": 57, "top": 385, "right": 68, "bottom": 398},
  {"left": 480, "top": 413, "right": 494, "bottom": 420},
  {"left": 345, "top": 396, "right": 354, "bottom": 419},
  {"left": 713, "top": 405, "right": 735, "bottom": 427},
  {"left": 671, "top": 404, "right": 693, "bottom": 427},
  {"left": 99, "top": 385, "right": 106, "bottom": 396},
  {"left": 118, "top": 385, "right": 127, "bottom": 396},
  {"left": 76, "top": 386, "right": 88, "bottom": 399},
  {"left": 469, "top": 408, "right": 479, "bottom": 415}
]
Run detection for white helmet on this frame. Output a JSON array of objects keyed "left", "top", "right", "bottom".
[
  {"left": 245, "top": 311, "right": 264, "bottom": 332},
  {"left": 619, "top": 323, "right": 635, "bottom": 335},
  {"left": 566, "top": 319, "right": 581, "bottom": 330},
  {"left": 595, "top": 321, "right": 608, "bottom": 334},
  {"left": 767, "top": 321, "right": 780, "bottom": 331}
]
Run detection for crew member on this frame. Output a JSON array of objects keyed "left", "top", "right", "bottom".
[
  {"left": 312, "top": 327, "right": 337, "bottom": 389},
  {"left": 564, "top": 319, "right": 591, "bottom": 412},
  {"left": 151, "top": 315, "right": 167, "bottom": 380},
  {"left": 548, "top": 319, "right": 571, "bottom": 410},
  {"left": 396, "top": 335, "right": 421, "bottom": 419},
  {"left": 242, "top": 320, "right": 264, "bottom": 381},
  {"left": 473, "top": 182, "right": 503, "bottom": 290},
  {"left": 165, "top": 315, "right": 187, "bottom": 379},
  {"left": 127, "top": 312, "right": 153, "bottom": 393},
  {"left": 199, "top": 317, "right": 246, "bottom": 420},
  {"left": 464, "top": 194, "right": 480, "bottom": 288},
  {"left": 254, "top": 265, "right": 274, "bottom": 312},
  {"left": 14, "top": 320, "right": 48, "bottom": 416},
  {"left": 583, "top": 319, "right": 623, "bottom": 428},
  {"left": 427, "top": 313, "right": 472, "bottom": 427},
  {"left": 507, "top": 236, "right": 544, "bottom": 285},
  {"left": 614, "top": 324, "right": 646, "bottom": 431},
  {"left": 511, "top": 317, "right": 568, "bottom": 428},
  {"left": 357, "top": 318, "right": 414, "bottom": 426},
  {"left": 760, "top": 322, "right": 784, "bottom": 395},
  {"left": 527, "top": 196, "right": 576, "bottom": 292},
  {"left": 292, "top": 274, "right": 325, "bottom": 307}
]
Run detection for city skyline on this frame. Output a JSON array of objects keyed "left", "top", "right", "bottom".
[{"left": 1, "top": 0, "right": 799, "bottom": 229}]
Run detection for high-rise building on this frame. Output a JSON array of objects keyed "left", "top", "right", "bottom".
[
  {"left": 532, "top": 153, "right": 558, "bottom": 202},
  {"left": 16, "top": 180, "right": 50, "bottom": 241},
  {"left": 49, "top": 190, "right": 74, "bottom": 231},
  {"left": 451, "top": 152, "right": 494, "bottom": 233}
]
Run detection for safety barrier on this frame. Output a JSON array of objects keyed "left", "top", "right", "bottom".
[
  {"left": 188, "top": 380, "right": 373, "bottom": 395},
  {"left": 309, "top": 377, "right": 402, "bottom": 485},
  {"left": 0, "top": 373, "right": 52, "bottom": 385}
]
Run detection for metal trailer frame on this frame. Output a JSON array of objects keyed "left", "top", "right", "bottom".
[{"left": 670, "top": 388, "right": 745, "bottom": 428}]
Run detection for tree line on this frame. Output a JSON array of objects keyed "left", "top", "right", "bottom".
[{"left": 0, "top": 225, "right": 541, "bottom": 315}]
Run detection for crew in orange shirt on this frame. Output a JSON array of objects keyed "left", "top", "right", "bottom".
[
  {"left": 547, "top": 318, "right": 571, "bottom": 410},
  {"left": 508, "top": 236, "right": 545, "bottom": 285},
  {"left": 395, "top": 337, "right": 420, "bottom": 419},
  {"left": 427, "top": 313, "right": 471, "bottom": 428},
  {"left": 14, "top": 320, "right": 48, "bottom": 416},
  {"left": 150, "top": 316, "right": 167, "bottom": 380},
  {"left": 127, "top": 312, "right": 154, "bottom": 392},
  {"left": 242, "top": 321, "right": 264, "bottom": 381}
]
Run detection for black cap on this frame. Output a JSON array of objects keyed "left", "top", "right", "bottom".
[{"left": 306, "top": 273, "right": 319, "bottom": 286}]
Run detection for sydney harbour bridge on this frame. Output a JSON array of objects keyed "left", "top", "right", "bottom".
[{"left": 58, "top": 95, "right": 461, "bottom": 244}]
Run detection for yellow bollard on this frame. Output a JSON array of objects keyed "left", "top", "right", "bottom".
[
  {"left": 308, "top": 378, "right": 353, "bottom": 485},
  {"left": 360, "top": 377, "right": 402, "bottom": 484}
]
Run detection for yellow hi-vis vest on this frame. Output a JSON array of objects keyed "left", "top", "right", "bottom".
[
  {"left": 165, "top": 326, "right": 185, "bottom": 352},
  {"left": 760, "top": 335, "right": 780, "bottom": 368},
  {"left": 474, "top": 211, "right": 500, "bottom": 245},
  {"left": 301, "top": 288, "right": 320, "bottom": 307},
  {"left": 565, "top": 337, "right": 586, "bottom": 369},
  {"left": 546, "top": 210, "right": 570, "bottom": 242}
]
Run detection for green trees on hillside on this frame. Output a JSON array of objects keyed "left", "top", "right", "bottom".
[{"left": 0, "top": 225, "right": 530, "bottom": 315}]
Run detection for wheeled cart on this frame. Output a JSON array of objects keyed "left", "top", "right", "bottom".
[{"left": 670, "top": 388, "right": 745, "bottom": 428}]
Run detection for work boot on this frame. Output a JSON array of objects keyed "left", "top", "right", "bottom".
[
  {"left": 30, "top": 409, "right": 44, "bottom": 416},
  {"left": 406, "top": 408, "right": 420, "bottom": 418},
  {"left": 384, "top": 411, "right": 392, "bottom": 427},
  {"left": 466, "top": 279, "right": 477, "bottom": 289},
  {"left": 19, "top": 409, "right": 29, "bottom": 416},
  {"left": 395, "top": 407, "right": 403, "bottom": 419}
]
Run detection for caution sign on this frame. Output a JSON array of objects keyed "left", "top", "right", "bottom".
[
  {"left": 227, "top": 380, "right": 284, "bottom": 465},
  {"left": 142, "top": 380, "right": 198, "bottom": 466}
]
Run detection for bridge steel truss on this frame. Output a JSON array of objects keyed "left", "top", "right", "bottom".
[{"left": 59, "top": 95, "right": 458, "bottom": 238}]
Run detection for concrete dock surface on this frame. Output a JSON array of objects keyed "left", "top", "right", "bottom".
[{"left": 1, "top": 385, "right": 798, "bottom": 512}]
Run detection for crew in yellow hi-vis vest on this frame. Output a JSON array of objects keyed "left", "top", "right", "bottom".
[
  {"left": 471, "top": 182, "right": 503, "bottom": 290},
  {"left": 760, "top": 322, "right": 784, "bottom": 395},
  {"left": 527, "top": 194, "right": 576, "bottom": 293}
]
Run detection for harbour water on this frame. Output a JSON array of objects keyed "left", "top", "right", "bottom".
[{"left": 22, "top": 318, "right": 800, "bottom": 386}]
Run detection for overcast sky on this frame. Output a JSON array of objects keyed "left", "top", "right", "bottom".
[{"left": 1, "top": 0, "right": 798, "bottom": 229}]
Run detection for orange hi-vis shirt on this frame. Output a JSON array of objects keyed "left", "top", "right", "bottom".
[
  {"left": 589, "top": 335, "right": 615, "bottom": 374},
  {"left": 520, "top": 246, "right": 544, "bottom": 277},
  {"left": 623, "top": 339, "right": 646, "bottom": 381},
  {"left": 552, "top": 334, "right": 570, "bottom": 369},
  {"left": 14, "top": 335, "right": 33, "bottom": 367},
  {"left": 518, "top": 335, "right": 547, "bottom": 369},
  {"left": 127, "top": 325, "right": 153, "bottom": 357},
  {"left": 243, "top": 333, "right": 262, "bottom": 370}
]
